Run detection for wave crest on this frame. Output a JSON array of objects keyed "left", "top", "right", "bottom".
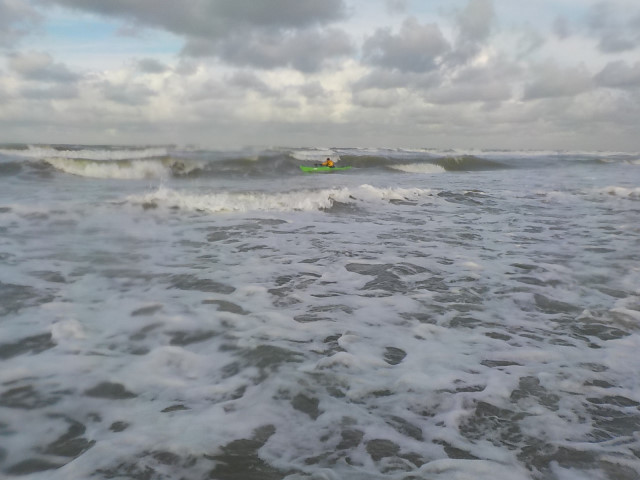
[
  {"left": 129, "top": 185, "right": 432, "bottom": 214},
  {"left": 44, "top": 157, "right": 205, "bottom": 180},
  {"left": 598, "top": 186, "right": 640, "bottom": 199},
  {"left": 389, "top": 163, "right": 446, "bottom": 174},
  {"left": 435, "top": 155, "right": 506, "bottom": 171},
  {"left": 2, "top": 145, "right": 170, "bottom": 161}
]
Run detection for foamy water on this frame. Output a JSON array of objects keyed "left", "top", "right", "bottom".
[{"left": 1, "top": 145, "right": 639, "bottom": 479}]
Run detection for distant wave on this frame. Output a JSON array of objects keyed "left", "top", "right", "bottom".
[
  {"left": 38, "top": 152, "right": 508, "bottom": 180},
  {"left": 389, "top": 163, "right": 446, "bottom": 174},
  {"left": 3, "top": 144, "right": 636, "bottom": 181},
  {"left": 339, "top": 154, "right": 507, "bottom": 172},
  {"left": 128, "top": 185, "right": 433, "bottom": 214},
  {"left": 44, "top": 157, "right": 203, "bottom": 180},
  {"left": 434, "top": 155, "right": 506, "bottom": 171},
  {"left": 0, "top": 144, "right": 170, "bottom": 161}
]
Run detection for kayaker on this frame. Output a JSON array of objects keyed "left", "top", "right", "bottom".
[{"left": 320, "top": 157, "right": 335, "bottom": 168}]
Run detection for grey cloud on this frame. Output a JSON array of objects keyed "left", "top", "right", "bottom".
[
  {"left": 445, "top": 0, "right": 496, "bottom": 67},
  {"left": 424, "top": 60, "right": 517, "bottom": 105},
  {"left": 186, "top": 28, "right": 353, "bottom": 72},
  {"left": 298, "top": 81, "right": 325, "bottom": 100},
  {"left": 137, "top": 58, "right": 168, "bottom": 74},
  {"left": 425, "top": 82, "right": 510, "bottom": 105},
  {"left": 44, "top": 0, "right": 349, "bottom": 70},
  {"left": 354, "top": 69, "right": 441, "bottom": 92},
  {"left": 227, "top": 71, "right": 274, "bottom": 95},
  {"left": 552, "top": 16, "right": 570, "bottom": 39},
  {"left": 204, "top": 0, "right": 346, "bottom": 30},
  {"left": 515, "top": 27, "right": 545, "bottom": 59},
  {"left": 186, "top": 80, "right": 235, "bottom": 102},
  {"left": 523, "top": 63, "right": 593, "bottom": 100},
  {"left": 595, "top": 61, "right": 640, "bottom": 89},
  {"left": 0, "top": 0, "right": 42, "bottom": 47},
  {"left": 587, "top": 2, "right": 640, "bottom": 53},
  {"left": 352, "top": 89, "right": 400, "bottom": 109},
  {"left": 21, "top": 83, "right": 79, "bottom": 100},
  {"left": 456, "top": 0, "right": 494, "bottom": 44},
  {"left": 362, "top": 17, "right": 450, "bottom": 73},
  {"left": 101, "top": 81, "right": 156, "bottom": 105},
  {"left": 9, "top": 51, "right": 79, "bottom": 83},
  {"left": 385, "top": 0, "right": 408, "bottom": 15}
]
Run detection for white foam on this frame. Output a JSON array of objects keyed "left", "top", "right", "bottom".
[
  {"left": 290, "top": 148, "right": 341, "bottom": 163},
  {"left": 45, "top": 157, "right": 173, "bottom": 179},
  {"left": 389, "top": 163, "right": 446, "bottom": 174},
  {"left": 597, "top": 186, "right": 640, "bottom": 199},
  {"left": 3, "top": 146, "right": 640, "bottom": 479},
  {"left": 128, "top": 184, "right": 433, "bottom": 213},
  {"left": 1, "top": 145, "right": 169, "bottom": 161}
]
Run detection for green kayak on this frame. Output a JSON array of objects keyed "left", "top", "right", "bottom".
[{"left": 299, "top": 165, "right": 352, "bottom": 173}]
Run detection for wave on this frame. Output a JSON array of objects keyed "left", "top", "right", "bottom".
[
  {"left": 128, "top": 185, "right": 433, "bottom": 214},
  {"left": 7, "top": 144, "right": 635, "bottom": 182},
  {"left": 434, "top": 155, "right": 506, "bottom": 171},
  {"left": 0, "top": 144, "right": 170, "bottom": 161},
  {"left": 43, "top": 157, "right": 204, "bottom": 180},
  {"left": 0, "top": 161, "right": 22, "bottom": 176},
  {"left": 338, "top": 153, "right": 507, "bottom": 172},
  {"left": 289, "top": 148, "right": 341, "bottom": 163},
  {"left": 41, "top": 152, "right": 506, "bottom": 180},
  {"left": 596, "top": 186, "right": 640, "bottom": 200},
  {"left": 45, "top": 158, "right": 171, "bottom": 180},
  {"left": 389, "top": 163, "right": 446, "bottom": 174}
]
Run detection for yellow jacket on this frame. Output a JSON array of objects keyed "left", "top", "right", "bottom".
[{"left": 321, "top": 159, "right": 335, "bottom": 168}]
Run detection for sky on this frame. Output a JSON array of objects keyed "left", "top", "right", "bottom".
[{"left": 1, "top": 0, "right": 640, "bottom": 150}]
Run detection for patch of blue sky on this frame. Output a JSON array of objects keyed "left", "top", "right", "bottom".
[{"left": 22, "top": 9, "right": 181, "bottom": 70}]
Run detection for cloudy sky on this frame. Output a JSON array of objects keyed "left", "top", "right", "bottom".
[{"left": 1, "top": 0, "right": 640, "bottom": 150}]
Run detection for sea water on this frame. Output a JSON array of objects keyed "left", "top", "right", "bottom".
[{"left": 0, "top": 144, "right": 639, "bottom": 480}]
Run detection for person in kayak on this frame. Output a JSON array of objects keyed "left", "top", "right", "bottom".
[{"left": 319, "top": 157, "right": 335, "bottom": 168}]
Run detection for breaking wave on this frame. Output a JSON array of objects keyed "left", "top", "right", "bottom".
[
  {"left": 340, "top": 154, "right": 507, "bottom": 172},
  {"left": 1, "top": 144, "right": 170, "bottom": 161},
  {"left": 44, "top": 157, "right": 202, "bottom": 180},
  {"left": 596, "top": 186, "right": 640, "bottom": 200},
  {"left": 389, "top": 163, "right": 446, "bottom": 174},
  {"left": 128, "top": 185, "right": 433, "bottom": 214},
  {"left": 434, "top": 155, "right": 506, "bottom": 171}
]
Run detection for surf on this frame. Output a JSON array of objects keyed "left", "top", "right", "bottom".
[{"left": 128, "top": 185, "right": 433, "bottom": 214}]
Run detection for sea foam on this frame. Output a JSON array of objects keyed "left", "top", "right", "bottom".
[
  {"left": 45, "top": 158, "right": 173, "bottom": 180},
  {"left": 2, "top": 145, "right": 169, "bottom": 161},
  {"left": 128, "top": 185, "right": 433, "bottom": 213}
]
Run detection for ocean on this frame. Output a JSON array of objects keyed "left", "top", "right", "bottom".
[{"left": 0, "top": 144, "right": 639, "bottom": 480}]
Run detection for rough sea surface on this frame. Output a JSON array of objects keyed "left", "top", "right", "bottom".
[{"left": 1, "top": 144, "right": 639, "bottom": 480}]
